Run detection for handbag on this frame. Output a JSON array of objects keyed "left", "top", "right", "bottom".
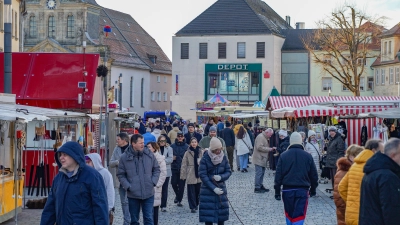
[{"left": 310, "top": 142, "right": 323, "bottom": 169}]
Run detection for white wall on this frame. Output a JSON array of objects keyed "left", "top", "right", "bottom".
[{"left": 171, "top": 34, "right": 284, "bottom": 120}]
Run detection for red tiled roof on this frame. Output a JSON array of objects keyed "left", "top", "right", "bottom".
[
  {"left": 380, "top": 22, "right": 400, "bottom": 38},
  {"left": 371, "top": 56, "right": 400, "bottom": 67}
]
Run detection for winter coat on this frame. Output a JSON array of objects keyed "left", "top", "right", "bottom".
[
  {"left": 277, "top": 136, "right": 290, "bottom": 154},
  {"left": 139, "top": 122, "right": 146, "bottom": 134},
  {"left": 117, "top": 146, "right": 161, "bottom": 200},
  {"left": 40, "top": 142, "right": 109, "bottom": 225},
  {"left": 180, "top": 147, "right": 203, "bottom": 184},
  {"left": 184, "top": 131, "right": 203, "bottom": 145},
  {"left": 334, "top": 157, "right": 352, "bottom": 225},
  {"left": 160, "top": 145, "right": 173, "bottom": 177},
  {"left": 199, "top": 136, "right": 228, "bottom": 157},
  {"left": 235, "top": 133, "right": 253, "bottom": 156},
  {"left": 359, "top": 152, "right": 400, "bottom": 225},
  {"left": 170, "top": 141, "right": 189, "bottom": 172},
  {"left": 217, "top": 122, "right": 224, "bottom": 136},
  {"left": 151, "top": 129, "right": 162, "bottom": 141},
  {"left": 168, "top": 127, "right": 180, "bottom": 143},
  {"left": 220, "top": 127, "right": 235, "bottom": 147},
  {"left": 153, "top": 152, "right": 167, "bottom": 207},
  {"left": 305, "top": 141, "right": 321, "bottom": 175},
  {"left": 143, "top": 132, "right": 156, "bottom": 145},
  {"left": 338, "top": 149, "right": 374, "bottom": 225},
  {"left": 110, "top": 145, "right": 129, "bottom": 187},
  {"left": 274, "top": 144, "right": 318, "bottom": 194},
  {"left": 199, "top": 151, "right": 231, "bottom": 223},
  {"left": 325, "top": 133, "right": 345, "bottom": 168},
  {"left": 86, "top": 153, "right": 115, "bottom": 211},
  {"left": 253, "top": 132, "right": 271, "bottom": 168}
]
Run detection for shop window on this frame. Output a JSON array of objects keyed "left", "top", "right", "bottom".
[
  {"left": 218, "top": 42, "right": 226, "bottom": 59},
  {"left": 256, "top": 42, "right": 265, "bottom": 58},
  {"left": 237, "top": 42, "right": 246, "bottom": 58},
  {"left": 199, "top": 43, "right": 207, "bottom": 59},
  {"left": 181, "top": 43, "right": 189, "bottom": 59},
  {"left": 207, "top": 72, "right": 260, "bottom": 96},
  {"left": 322, "top": 77, "right": 332, "bottom": 91},
  {"left": 367, "top": 77, "right": 374, "bottom": 91}
]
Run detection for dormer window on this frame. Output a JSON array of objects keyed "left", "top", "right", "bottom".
[{"left": 148, "top": 54, "right": 157, "bottom": 64}]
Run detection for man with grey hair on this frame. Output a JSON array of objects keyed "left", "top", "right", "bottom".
[
  {"left": 359, "top": 138, "right": 400, "bottom": 224},
  {"left": 253, "top": 128, "right": 276, "bottom": 193}
]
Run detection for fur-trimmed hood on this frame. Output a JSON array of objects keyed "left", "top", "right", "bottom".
[{"left": 336, "top": 157, "right": 352, "bottom": 172}]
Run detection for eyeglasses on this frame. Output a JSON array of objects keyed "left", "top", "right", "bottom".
[{"left": 159, "top": 140, "right": 166, "bottom": 143}]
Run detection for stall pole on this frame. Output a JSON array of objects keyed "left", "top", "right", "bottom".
[{"left": 104, "top": 67, "right": 110, "bottom": 167}]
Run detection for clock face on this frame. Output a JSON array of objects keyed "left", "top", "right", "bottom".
[{"left": 46, "top": 0, "right": 56, "bottom": 10}]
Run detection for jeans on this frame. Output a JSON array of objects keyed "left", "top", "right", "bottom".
[
  {"left": 161, "top": 177, "right": 170, "bottom": 208},
  {"left": 119, "top": 186, "right": 131, "bottom": 225},
  {"left": 226, "top": 146, "right": 234, "bottom": 170},
  {"left": 239, "top": 153, "right": 249, "bottom": 170},
  {"left": 128, "top": 195, "right": 154, "bottom": 225},
  {"left": 153, "top": 206, "right": 159, "bottom": 225},
  {"left": 187, "top": 183, "right": 201, "bottom": 209},
  {"left": 235, "top": 149, "right": 240, "bottom": 169},
  {"left": 254, "top": 165, "right": 266, "bottom": 189},
  {"left": 171, "top": 171, "right": 186, "bottom": 202}
]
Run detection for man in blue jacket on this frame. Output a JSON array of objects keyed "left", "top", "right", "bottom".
[
  {"left": 274, "top": 132, "right": 318, "bottom": 225},
  {"left": 40, "top": 141, "right": 109, "bottom": 225}
]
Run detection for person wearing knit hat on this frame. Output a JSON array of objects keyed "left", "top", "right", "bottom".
[
  {"left": 199, "top": 126, "right": 228, "bottom": 157},
  {"left": 221, "top": 121, "right": 235, "bottom": 170},
  {"left": 305, "top": 130, "right": 322, "bottom": 178},
  {"left": 274, "top": 132, "right": 318, "bottom": 225},
  {"left": 184, "top": 122, "right": 202, "bottom": 145},
  {"left": 41, "top": 142, "right": 109, "bottom": 224},
  {"left": 329, "top": 126, "right": 338, "bottom": 132}
]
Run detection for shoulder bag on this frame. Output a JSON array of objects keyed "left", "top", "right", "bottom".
[{"left": 309, "top": 143, "right": 323, "bottom": 169}]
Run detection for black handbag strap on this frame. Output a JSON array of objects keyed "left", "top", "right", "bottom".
[{"left": 241, "top": 138, "right": 251, "bottom": 150}]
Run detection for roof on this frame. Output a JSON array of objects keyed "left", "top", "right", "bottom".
[
  {"left": 100, "top": 8, "right": 172, "bottom": 74},
  {"left": 371, "top": 56, "right": 400, "bottom": 67},
  {"left": 176, "top": 0, "right": 291, "bottom": 37},
  {"left": 281, "top": 29, "right": 316, "bottom": 51},
  {"left": 81, "top": 0, "right": 99, "bottom": 6},
  {"left": 380, "top": 22, "right": 400, "bottom": 38}
]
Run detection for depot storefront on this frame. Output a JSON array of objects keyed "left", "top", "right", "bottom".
[{"left": 204, "top": 63, "right": 262, "bottom": 104}]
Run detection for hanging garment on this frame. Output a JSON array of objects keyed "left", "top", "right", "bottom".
[
  {"left": 382, "top": 126, "right": 389, "bottom": 144},
  {"left": 361, "top": 125, "right": 368, "bottom": 146}
]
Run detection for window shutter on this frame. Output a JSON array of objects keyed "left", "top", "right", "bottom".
[
  {"left": 218, "top": 43, "right": 226, "bottom": 59},
  {"left": 199, "top": 43, "right": 207, "bottom": 59},
  {"left": 256, "top": 42, "right": 265, "bottom": 58},
  {"left": 181, "top": 43, "right": 189, "bottom": 59}
]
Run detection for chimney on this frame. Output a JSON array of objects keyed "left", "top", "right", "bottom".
[
  {"left": 296, "top": 22, "right": 305, "bottom": 29},
  {"left": 285, "top": 16, "right": 291, "bottom": 26}
]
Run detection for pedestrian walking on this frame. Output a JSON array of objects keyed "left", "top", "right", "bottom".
[
  {"left": 199, "top": 126, "right": 227, "bottom": 156},
  {"left": 359, "top": 138, "right": 400, "bottom": 225},
  {"left": 235, "top": 126, "right": 253, "bottom": 172},
  {"left": 117, "top": 134, "right": 161, "bottom": 225},
  {"left": 333, "top": 145, "right": 363, "bottom": 225},
  {"left": 158, "top": 135, "right": 173, "bottom": 212},
  {"left": 143, "top": 128, "right": 156, "bottom": 145},
  {"left": 217, "top": 119, "right": 224, "bottom": 137},
  {"left": 253, "top": 128, "right": 275, "bottom": 193},
  {"left": 274, "top": 132, "right": 318, "bottom": 225},
  {"left": 181, "top": 137, "right": 203, "bottom": 213},
  {"left": 199, "top": 137, "right": 232, "bottom": 225},
  {"left": 305, "top": 130, "right": 322, "bottom": 178},
  {"left": 220, "top": 122, "right": 235, "bottom": 171},
  {"left": 40, "top": 142, "right": 109, "bottom": 225},
  {"left": 168, "top": 123, "right": 180, "bottom": 143},
  {"left": 147, "top": 142, "right": 167, "bottom": 225},
  {"left": 204, "top": 119, "right": 215, "bottom": 137},
  {"left": 326, "top": 126, "right": 345, "bottom": 190},
  {"left": 109, "top": 132, "right": 131, "bottom": 225},
  {"left": 338, "top": 139, "right": 383, "bottom": 225},
  {"left": 184, "top": 123, "right": 202, "bottom": 145},
  {"left": 85, "top": 153, "right": 116, "bottom": 224},
  {"left": 170, "top": 131, "right": 189, "bottom": 206}
]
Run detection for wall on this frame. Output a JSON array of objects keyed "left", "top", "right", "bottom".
[
  {"left": 0, "top": 0, "right": 20, "bottom": 52},
  {"left": 171, "top": 34, "right": 284, "bottom": 120},
  {"left": 373, "top": 64, "right": 400, "bottom": 96},
  {"left": 148, "top": 72, "right": 172, "bottom": 111}
]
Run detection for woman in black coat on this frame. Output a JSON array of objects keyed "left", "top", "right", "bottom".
[{"left": 199, "top": 137, "right": 232, "bottom": 225}]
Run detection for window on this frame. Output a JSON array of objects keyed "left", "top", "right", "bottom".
[
  {"left": 324, "top": 55, "right": 332, "bottom": 64},
  {"left": 180, "top": 43, "right": 189, "bottom": 59},
  {"left": 67, "top": 15, "right": 74, "bottom": 38},
  {"left": 384, "top": 42, "right": 387, "bottom": 55},
  {"left": 218, "top": 43, "right": 226, "bottom": 59},
  {"left": 256, "top": 42, "right": 265, "bottom": 58},
  {"left": 381, "top": 69, "right": 385, "bottom": 85},
  {"left": 199, "top": 43, "right": 207, "bottom": 59},
  {"left": 29, "top": 16, "right": 37, "bottom": 37},
  {"left": 164, "top": 76, "right": 167, "bottom": 83},
  {"left": 14, "top": 11, "right": 17, "bottom": 38},
  {"left": 342, "top": 85, "right": 349, "bottom": 91},
  {"left": 157, "top": 92, "right": 161, "bottom": 101},
  {"left": 389, "top": 41, "right": 392, "bottom": 54},
  {"left": 48, "top": 16, "right": 55, "bottom": 38},
  {"left": 357, "top": 58, "right": 366, "bottom": 66},
  {"left": 151, "top": 92, "right": 155, "bottom": 101},
  {"left": 114, "top": 86, "right": 118, "bottom": 102},
  {"left": 157, "top": 75, "right": 160, "bottom": 83},
  {"left": 396, "top": 67, "right": 400, "bottom": 84},
  {"left": 148, "top": 55, "right": 157, "bottom": 64},
  {"left": 359, "top": 77, "right": 365, "bottom": 91},
  {"left": 0, "top": 2, "right": 3, "bottom": 30},
  {"left": 390, "top": 68, "right": 394, "bottom": 84},
  {"left": 141, "top": 78, "right": 144, "bottom": 107},
  {"left": 163, "top": 92, "right": 167, "bottom": 102},
  {"left": 130, "top": 77, "right": 134, "bottom": 107},
  {"left": 367, "top": 77, "right": 374, "bottom": 91},
  {"left": 237, "top": 42, "right": 246, "bottom": 58},
  {"left": 207, "top": 72, "right": 260, "bottom": 99},
  {"left": 322, "top": 77, "right": 332, "bottom": 91},
  {"left": 375, "top": 69, "right": 379, "bottom": 86}
]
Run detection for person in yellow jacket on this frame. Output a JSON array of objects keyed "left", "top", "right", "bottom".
[
  {"left": 233, "top": 120, "right": 244, "bottom": 135},
  {"left": 338, "top": 139, "right": 383, "bottom": 225}
]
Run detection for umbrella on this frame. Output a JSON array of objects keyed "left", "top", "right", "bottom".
[
  {"left": 205, "top": 92, "right": 230, "bottom": 104},
  {"left": 252, "top": 101, "right": 266, "bottom": 108}
]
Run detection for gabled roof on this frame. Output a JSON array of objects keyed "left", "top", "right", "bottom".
[
  {"left": 380, "top": 22, "right": 400, "bottom": 38},
  {"left": 281, "top": 29, "right": 316, "bottom": 51},
  {"left": 176, "top": 0, "right": 291, "bottom": 37},
  {"left": 100, "top": 8, "right": 172, "bottom": 74}
]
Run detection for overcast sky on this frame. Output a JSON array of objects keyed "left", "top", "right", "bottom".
[{"left": 96, "top": 0, "right": 400, "bottom": 61}]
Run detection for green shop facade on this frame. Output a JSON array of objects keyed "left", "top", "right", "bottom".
[{"left": 204, "top": 63, "right": 262, "bottom": 104}]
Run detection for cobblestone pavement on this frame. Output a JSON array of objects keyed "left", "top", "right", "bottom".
[{"left": 2, "top": 162, "right": 337, "bottom": 225}]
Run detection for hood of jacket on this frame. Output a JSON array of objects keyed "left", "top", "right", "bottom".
[
  {"left": 172, "top": 127, "right": 180, "bottom": 132},
  {"left": 287, "top": 144, "right": 304, "bottom": 150},
  {"left": 354, "top": 149, "right": 374, "bottom": 164},
  {"left": 86, "top": 153, "right": 104, "bottom": 171},
  {"left": 57, "top": 141, "right": 86, "bottom": 169},
  {"left": 364, "top": 152, "right": 400, "bottom": 175},
  {"left": 336, "top": 157, "right": 352, "bottom": 171},
  {"left": 152, "top": 129, "right": 161, "bottom": 135}
]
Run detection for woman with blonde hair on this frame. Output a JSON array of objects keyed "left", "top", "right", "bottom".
[
  {"left": 157, "top": 136, "right": 173, "bottom": 212},
  {"left": 333, "top": 144, "right": 364, "bottom": 225}
]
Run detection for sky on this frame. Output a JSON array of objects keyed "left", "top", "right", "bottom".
[{"left": 96, "top": 0, "right": 400, "bottom": 61}]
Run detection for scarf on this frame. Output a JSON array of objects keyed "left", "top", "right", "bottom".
[
  {"left": 160, "top": 146, "right": 165, "bottom": 155},
  {"left": 121, "top": 144, "right": 129, "bottom": 154},
  {"left": 208, "top": 149, "right": 224, "bottom": 165},
  {"left": 190, "top": 146, "right": 200, "bottom": 178}
]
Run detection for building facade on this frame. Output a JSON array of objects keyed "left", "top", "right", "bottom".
[{"left": 0, "top": 0, "right": 21, "bottom": 52}]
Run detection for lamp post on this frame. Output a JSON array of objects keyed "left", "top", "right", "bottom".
[
  {"left": 119, "top": 73, "right": 122, "bottom": 110},
  {"left": 4, "top": 0, "right": 12, "bottom": 93}
]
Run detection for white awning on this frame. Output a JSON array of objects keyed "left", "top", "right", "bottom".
[{"left": 0, "top": 103, "right": 86, "bottom": 119}]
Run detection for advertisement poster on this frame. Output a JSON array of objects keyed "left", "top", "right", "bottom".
[
  {"left": 238, "top": 73, "right": 249, "bottom": 92},
  {"left": 267, "top": 119, "right": 272, "bottom": 128},
  {"left": 280, "top": 120, "right": 287, "bottom": 129},
  {"left": 273, "top": 120, "right": 278, "bottom": 129}
]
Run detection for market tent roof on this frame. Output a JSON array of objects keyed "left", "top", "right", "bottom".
[
  {"left": 271, "top": 107, "right": 296, "bottom": 118},
  {"left": 262, "top": 86, "right": 280, "bottom": 105},
  {"left": 0, "top": 108, "right": 49, "bottom": 122},
  {"left": 229, "top": 113, "right": 258, "bottom": 118},
  {"left": 0, "top": 103, "right": 86, "bottom": 119},
  {"left": 252, "top": 101, "right": 266, "bottom": 108},
  {"left": 206, "top": 93, "right": 230, "bottom": 104},
  {"left": 294, "top": 105, "right": 340, "bottom": 117},
  {"left": 360, "top": 108, "right": 400, "bottom": 119}
]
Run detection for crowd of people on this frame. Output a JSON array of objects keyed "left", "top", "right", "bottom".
[{"left": 38, "top": 117, "right": 400, "bottom": 225}]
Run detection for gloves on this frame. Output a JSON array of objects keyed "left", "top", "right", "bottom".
[
  {"left": 213, "top": 188, "right": 224, "bottom": 195},
  {"left": 310, "top": 191, "right": 316, "bottom": 197},
  {"left": 213, "top": 175, "right": 221, "bottom": 181},
  {"left": 275, "top": 194, "right": 281, "bottom": 201}
]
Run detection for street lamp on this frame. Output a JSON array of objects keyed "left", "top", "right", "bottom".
[{"left": 4, "top": 0, "right": 12, "bottom": 93}]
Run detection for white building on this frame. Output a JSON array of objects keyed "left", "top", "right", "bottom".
[{"left": 171, "top": 0, "right": 291, "bottom": 120}]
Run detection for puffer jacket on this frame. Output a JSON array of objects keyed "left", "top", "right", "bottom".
[
  {"left": 170, "top": 141, "right": 189, "bottom": 172},
  {"left": 199, "top": 151, "right": 231, "bottom": 223},
  {"left": 325, "top": 133, "right": 345, "bottom": 168},
  {"left": 338, "top": 149, "right": 374, "bottom": 225},
  {"left": 153, "top": 152, "right": 167, "bottom": 207},
  {"left": 305, "top": 141, "right": 321, "bottom": 175},
  {"left": 253, "top": 132, "right": 271, "bottom": 168},
  {"left": 117, "top": 146, "right": 161, "bottom": 200},
  {"left": 168, "top": 127, "right": 180, "bottom": 143},
  {"left": 180, "top": 146, "right": 203, "bottom": 184},
  {"left": 334, "top": 157, "right": 352, "bottom": 225}
]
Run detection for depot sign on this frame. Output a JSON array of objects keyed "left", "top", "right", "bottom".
[
  {"left": 205, "top": 63, "right": 261, "bottom": 72},
  {"left": 217, "top": 64, "right": 249, "bottom": 71}
]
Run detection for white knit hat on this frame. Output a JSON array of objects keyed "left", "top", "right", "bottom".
[
  {"left": 308, "top": 130, "right": 316, "bottom": 137},
  {"left": 278, "top": 130, "right": 288, "bottom": 137},
  {"left": 290, "top": 132, "right": 303, "bottom": 146},
  {"left": 209, "top": 137, "right": 222, "bottom": 150}
]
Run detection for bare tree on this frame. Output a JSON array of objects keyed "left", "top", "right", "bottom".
[{"left": 302, "top": 5, "right": 385, "bottom": 96}]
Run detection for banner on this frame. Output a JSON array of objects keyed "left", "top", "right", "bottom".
[{"left": 175, "top": 75, "right": 179, "bottom": 94}]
